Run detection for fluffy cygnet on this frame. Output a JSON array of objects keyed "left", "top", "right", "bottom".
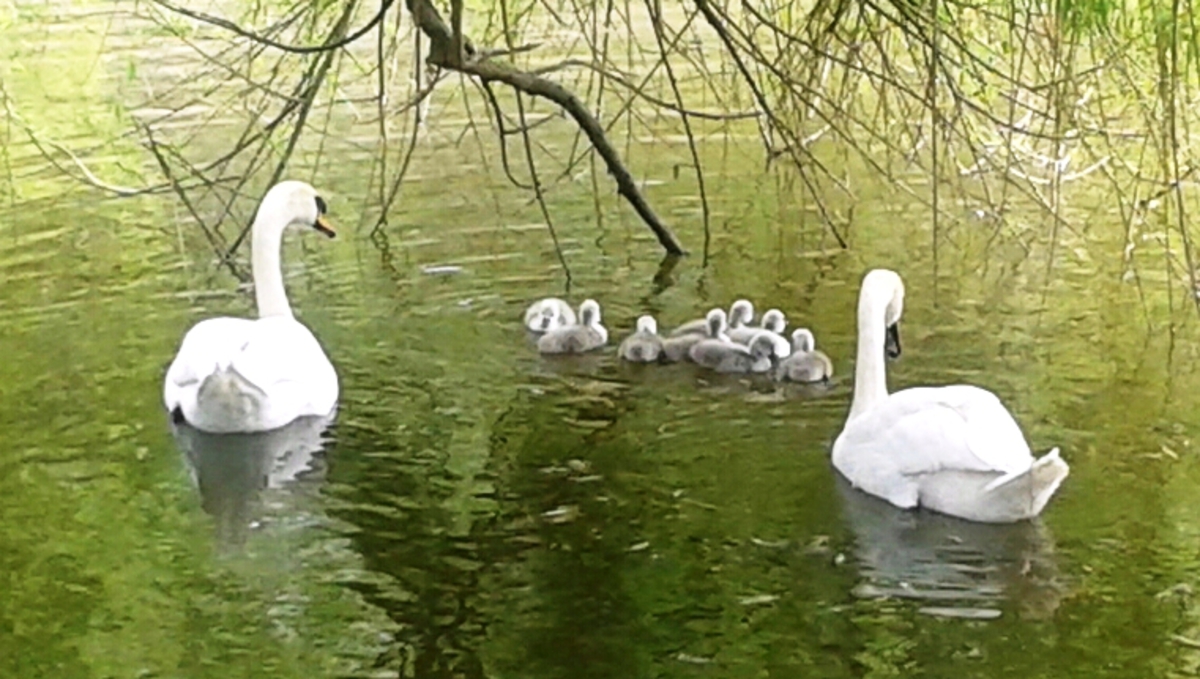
[
  {"left": 524, "top": 297, "right": 577, "bottom": 333},
  {"left": 619, "top": 315, "right": 664, "bottom": 363},
  {"left": 774, "top": 328, "right": 833, "bottom": 382},
  {"left": 669, "top": 299, "right": 754, "bottom": 337},
  {"left": 537, "top": 299, "right": 607, "bottom": 354},
  {"left": 662, "top": 308, "right": 730, "bottom": 362},
  {"left": 689, "top": 331, "right": 777, "bottom": 373},
  {"left": 728, "top": 308, "right": 791, "bottom": 357}
]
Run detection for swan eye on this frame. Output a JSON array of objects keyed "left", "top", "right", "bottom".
[{"left": 315, "top": 196, "right": 328, "bottom": 214}]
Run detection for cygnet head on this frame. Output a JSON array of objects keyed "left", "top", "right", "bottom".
[
  {"left": 861, "top": 269, "right": 904, "bottom": 359},
  {"left": 258, "top": 180, "right": 336, "bottom": 238},
  {"left": 580, "top": 299, "right": 602, "bottom": 326},
  {"left": 761, "top": 309, "right": 787, "bottom": 333},
  {"left": 791, "top": 328, "right": 815, "bottom": 354},
  {"left": 747, "top": 332, "right": 777, "bottom": 359},
  {"left": 729, "top": 299, "right": 754, "bottom": 328},
  {"left": 536, "top": 304, "right": 560, "bottom": 331},
  {"left": 704, "top": 308, "right": 728, "bottom": 338},
  {"left": 636, "top": 315, "right": 657, "bottom": 334}
]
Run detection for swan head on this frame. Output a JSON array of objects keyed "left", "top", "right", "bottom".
[
  {"left": 762, "top": 308, "right": 787, "bottom": 333},
  {"left": 862, "top": 269, "right": 904, "bottom": 359},
  {"left": 747, "top": 331, "right": 777, "bottom": 359},
  {"left": 729, "top": 299, "right": 754, "bottom": 328},
  {"left": 636, "top": 315, "right": 657, "bottom": 334},
  {"left": 259, "top": 180, "right": 336, "bottom": 238},
  {"left": 580, "top": 299, "right": 602, "bottom": 326},
  {"left": 704, "top": 308, "right": 728, "bottom": 338},
  {"left": 791, "top": 328, "right": 815, "bottom": 353}
]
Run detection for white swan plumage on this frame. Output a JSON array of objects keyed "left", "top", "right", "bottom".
[
  {"left": 831, "top": 269, "right": 1068, "bottom": 523},
  {"left": 163, "top": 180, "right": 339, "bottom": 434}
]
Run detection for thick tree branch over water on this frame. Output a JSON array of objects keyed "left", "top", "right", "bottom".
[
  {"left": 405, "top": 0, "right": 686, "bottom": 256},
  {"left": 32, "top": 0, "right": 1200, "bottom": 304}
]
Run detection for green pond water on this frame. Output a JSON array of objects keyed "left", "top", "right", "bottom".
[{"left": 6, "top": 5, "right": 1200, "bottom": 679}]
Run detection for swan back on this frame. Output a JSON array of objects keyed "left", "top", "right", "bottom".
[
  {"left": 636, "top": 315, "right": 657, "bottom": 334},
  {"left": 165, "top": 316, "right": 338, "bottom": 433}
]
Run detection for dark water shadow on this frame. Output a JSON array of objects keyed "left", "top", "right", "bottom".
[
  {"left": 835, "top": 474, "right": 1066, "bottom": 620},
  {"left": 170, "top": 414, "right": 335, "bottom": 549}
]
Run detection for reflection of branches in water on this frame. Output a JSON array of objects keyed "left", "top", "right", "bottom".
[
  {"left": 11, "top": 0, "right": 1200, "bottom": 302},
  {"left": 1, "top": 80, "right": 155, "bottom": 197}
]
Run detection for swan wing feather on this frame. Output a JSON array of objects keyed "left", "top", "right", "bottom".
[
  {"left": 164, "top": 317, "right": 259, "bottom": 406},
  {"left": 226, "top": 316, "right": 336, "bottom": 404},
  {"left": 843, "top": 385, "right": 1034, "bottom": 477},
  {"left": 164, "top": 316, "right": 336, "bottom": 415}
]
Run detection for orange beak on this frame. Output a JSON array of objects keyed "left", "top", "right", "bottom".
[{"left": 314, "top": 214, "right": 336, "bottom": 238}]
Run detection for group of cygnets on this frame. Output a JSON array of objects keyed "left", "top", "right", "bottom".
[
  {"left": 522, "top": 297, "right": 833, "bottom": 383},
  {"left": 159, "top": 179, "right": 1067, "bottom": 525}
]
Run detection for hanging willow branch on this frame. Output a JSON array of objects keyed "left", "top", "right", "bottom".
[{"left": 405, "top": 0, "right": 686, "bottom": 255}]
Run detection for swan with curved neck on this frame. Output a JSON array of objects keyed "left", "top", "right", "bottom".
[
  {"left": 832, "top": 269, "right": 1068, "bottom": 523},
  {"left": 163, "top": 180, "right": 339, "bottom": 434}
]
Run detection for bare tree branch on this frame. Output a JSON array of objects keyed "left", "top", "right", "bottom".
[{"left": 406, "top": 0, "right": 686, "bottom": 255}]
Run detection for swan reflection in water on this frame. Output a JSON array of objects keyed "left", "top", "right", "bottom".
[
  {"left": 171, "top": 413, "right": 334, "bottom": 549},
  {"left": 835, "top": 476, "right": 1067, "bottom": 620}
]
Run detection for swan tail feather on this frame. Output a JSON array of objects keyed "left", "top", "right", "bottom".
[
  {"left": 980, "top": 447, "right": 1068, "bottom": 518},
  {"left": 1028, "top": 447, "right": 1069, "bottom": 516}
]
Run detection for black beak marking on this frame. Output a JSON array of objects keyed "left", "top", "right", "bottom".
[
  {"left": 313, "top": 196, "right": 336, "bottom": 238},
  {"left": 885, "top": 323, "right": 901, "bottom": 359}
]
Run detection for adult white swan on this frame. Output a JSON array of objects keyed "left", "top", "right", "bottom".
[
  {"left": 831, "top": 269, "right": 1069, "bottom": 523},
  {"left": 163, "top": 180, "right": 339, "bottom": 434}
]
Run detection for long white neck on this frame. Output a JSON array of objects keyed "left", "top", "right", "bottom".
[
  {"left": 251, "top": 209, "right": 292, "bottom": 318},
  {"left": 848, "top": 289, "right": 890, "bottom": 420}
]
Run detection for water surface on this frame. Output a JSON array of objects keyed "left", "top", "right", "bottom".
[{"left": 4, "top": 5, "right": 1200, "bottom": 679}]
